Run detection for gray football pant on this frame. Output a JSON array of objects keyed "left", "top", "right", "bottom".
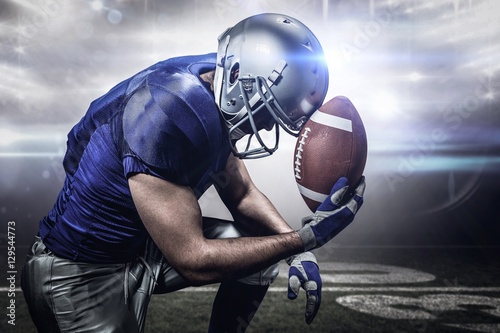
[{"left": 21, "top": 217, "right": 280, "bottom": 333}]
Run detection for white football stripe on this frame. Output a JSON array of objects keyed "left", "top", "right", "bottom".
[
  {"left": 310, "top": 111, "right": 352, "bottom": 132},
  {"left": 297, "top": 183, "right": 328, "bottom": 203}
]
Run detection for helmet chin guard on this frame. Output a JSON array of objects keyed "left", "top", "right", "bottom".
[{"left": 214, "top": 13, "right": 329, "bottom": 159}]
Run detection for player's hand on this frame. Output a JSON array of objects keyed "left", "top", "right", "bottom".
[
  {"left": 286, "top": 251, "right": 322, "bottom": 325},
  {"left": 298, "top": 176, "right": 365, "bottom": 251}
]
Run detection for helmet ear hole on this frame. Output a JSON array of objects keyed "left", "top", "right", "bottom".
[{"left": 229, "top": 63, "right": 240, "bottom": 85}]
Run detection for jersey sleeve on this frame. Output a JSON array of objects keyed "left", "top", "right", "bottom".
[{"left": 121, "top": 78, "right": 213, "bottom": 186}]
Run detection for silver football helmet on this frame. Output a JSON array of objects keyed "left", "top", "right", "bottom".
[{"left": 214, "top": 13, "right": 329, "bottom": 159}]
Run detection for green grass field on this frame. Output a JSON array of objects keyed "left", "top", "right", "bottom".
[{"left": 1, "top": 246, "right": 499, "bottom": 332}]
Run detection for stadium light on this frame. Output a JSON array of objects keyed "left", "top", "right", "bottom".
[{"left": 90, "top": 0, "right": 104, "bottom": 11}]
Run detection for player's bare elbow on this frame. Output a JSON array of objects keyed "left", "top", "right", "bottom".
[
  {"left": 168, "top": 245, "right": 223, "bottom": 286},
  {"left": 174, "top": 260, "right": 220, "bottom": 286}
]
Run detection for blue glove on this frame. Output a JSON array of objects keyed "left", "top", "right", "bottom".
[
  {"left": 286, "top": 251, "right": 322, "bottom": 325},
  {"left": 298, "top": 176, "right": 365, "bottom": 251}
]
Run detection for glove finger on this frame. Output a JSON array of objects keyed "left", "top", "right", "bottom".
[
  {"left": 287, "top": 275, "right": 301, "bottom": 300},
  {"left": 346, "top": 177, "right": 366, "bottom": 214},
  {"left": 317, "top": 177, "right": 349, "bottom": 211},
  {"left": 346, "top": 193, "right": 363, "bottom": 215},
  {"left": 354, "top": 176, "right": 366, "bottom": 199},
  {"left": 305, "top": 290, "right": 320, "bottom": 324},
  {"left": 302, "top": 262, "right": 322, "bottom": 324},
  {"left": 330, "top": 184, "right": 349, "bottom": 206},
  {"left": 330, "top": 176, "right": 349, "bottom": 194}
]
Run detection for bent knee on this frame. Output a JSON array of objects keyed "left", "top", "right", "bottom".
[
  {"left": 238, "top": 262, "right": 280, "bottom": 286},
  {"left": 203, "top": 218, "right": 241, "bottom": 239}
]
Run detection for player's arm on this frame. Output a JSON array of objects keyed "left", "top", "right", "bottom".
[
  {"left": 216, "top": 155, "right": 366, "bottom": 324},
  {"left": 216, "top": 154, "right": 294, "bottom": 236},
  {"left": 129, "top": 172, "right": 304, "bottom": 285}
]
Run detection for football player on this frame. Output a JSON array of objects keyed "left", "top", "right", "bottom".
[{"left": 21, "top": 13, "right": 365, "bottom": 332}]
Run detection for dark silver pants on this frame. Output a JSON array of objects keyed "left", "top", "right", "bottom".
[{"left": 21, "top": 218, "right": 279, "bottom": 333}]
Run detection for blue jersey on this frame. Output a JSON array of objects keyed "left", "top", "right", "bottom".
[{"left": 39, "top": 53, "right": 231, "bottom": 263}]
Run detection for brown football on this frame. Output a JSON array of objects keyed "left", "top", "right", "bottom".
[{"left": 293, "top": 96, "right": 367, "bottom": 212}]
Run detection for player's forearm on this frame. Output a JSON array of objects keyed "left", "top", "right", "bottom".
[
  {"left": 179, "top": 230, "right": 304, "bottom": 285},
  {"left": 230, "top": 186, "right": 295, "bottom": 236}
]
